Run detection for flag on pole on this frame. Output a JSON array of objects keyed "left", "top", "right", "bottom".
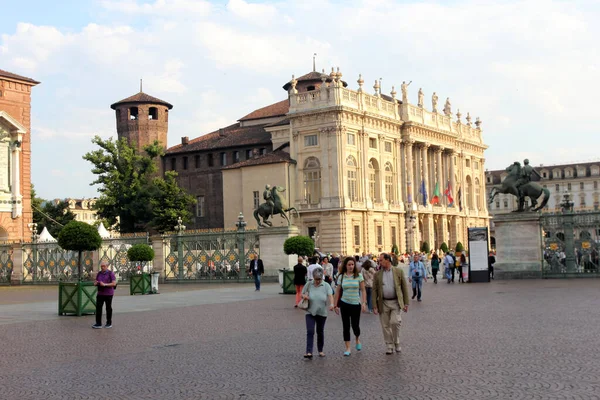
[
  {"left": 458, "top": 186, "right": 463, "bottom": 211},
  {"left": 419, "top": 180, "right": 428, "bottom": 206},
  {"left": 431, "top": 182, "right": 441, "bottom": 205},
  {"left": 444, "top": 181, "right": 454, "bottom": 207}
]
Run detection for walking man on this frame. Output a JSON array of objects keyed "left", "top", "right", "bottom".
[
  {"left": 409, "top": 254, "right": 428, "bottom": 301},
  {"left": 249, "top": 255, "right": 264, "bottom": 291},
  {"left": 372, "top": 253, "right": 410, "bottom": 355},
  {"left": 488, "top": 251, "right": 496, "bottom": 280},
  {"left": 93, "top": 262, "right": 116, "bottom": 329}
]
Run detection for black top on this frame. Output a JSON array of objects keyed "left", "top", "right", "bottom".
[
  {"left": 293, "top": 263, "right": 307, "bottom": 286},
  {"left": 488, "top": 255, "right": 496, "bottom": 267}
]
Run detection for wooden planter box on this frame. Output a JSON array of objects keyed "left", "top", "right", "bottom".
[
  {"left": 130, "top": 273, "right": 151, "bottom": 295},
  {"left": 58, "top": 281, "right": 97, "bottom": 316}
]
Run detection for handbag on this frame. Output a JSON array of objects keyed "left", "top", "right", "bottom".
[{"left": 298, "top": 282, "right": 311, "bottom": 310}]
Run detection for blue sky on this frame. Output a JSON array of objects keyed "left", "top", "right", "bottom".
[{"left": 1, "top": 0, "right": 599, "bottom": 199}]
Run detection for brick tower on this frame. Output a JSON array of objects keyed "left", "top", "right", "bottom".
[{"left": 110, "top": 88, "right": 173, "bottom": 152}]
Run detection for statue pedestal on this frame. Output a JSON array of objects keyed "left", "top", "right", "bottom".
[
  {"left": 258, "top": 225, "right": 299, "bottom": 277},
  {"left": 493, "top": 212, "right": 543, "bottom": 279}
]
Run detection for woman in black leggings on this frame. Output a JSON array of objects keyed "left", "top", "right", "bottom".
[{"left": 334, "top": 256, "right": 367, "bottom": 356}]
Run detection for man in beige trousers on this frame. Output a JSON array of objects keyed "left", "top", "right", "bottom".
[{"left": 372, "top": 253, "right": 410, "bottom": 354}]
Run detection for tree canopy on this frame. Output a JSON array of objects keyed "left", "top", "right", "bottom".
[
  {"left": 83, "top": 136, "right": 195, "bottom": 233},
  {"left": 283, "top": 236, "right": 315, "bottom": 257},
  {"left": 127, "top": 244, "right": 155, "bottom": 262},
  {"left": 31, "top": 185, "right": 76, "bottom": 238}
]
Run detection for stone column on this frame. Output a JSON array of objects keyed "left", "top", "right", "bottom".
[
  {"left": 292, "top": 131, "right": 303, "bottom": 205},
  {"left": 440, "top": 215, "right": 449, "bottom": 249},
  {"left": 151, "top": 235, "right": 166, "bottom": 280},
  {"left": 10, "top": 244, "right": 23, "bottom": 285},
  {"left": 394, "top": 138, "right": 402, "bottom": 205},
  {"left": 360, "top": 130, "right": 369, "bottom": 203},
  {"left": 421, "top": 144, "right": 430, "bottom": 207},
  {"left": 435, "top": 147, "right": 443, "bottom": 204},
  {"left": 378, "top": 134, "right": 386, "bottom": 204},
  {"left": 403, "top": 138, "right": 414, "bottom": 205}
]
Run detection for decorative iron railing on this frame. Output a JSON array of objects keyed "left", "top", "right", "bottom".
[
  {"left": 98, "top": 234, "right": 150, "bottom": 282},
  {"left": 0, "top": 244, "right": 13, "bottom": 283},
  {"left": 22, "top": 242, "right": 94, "bottom": 283}
]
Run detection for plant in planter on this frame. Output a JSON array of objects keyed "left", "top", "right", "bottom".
[
  {"left": 420, "top": 241, "right": 430, "bottom": 254},
  {"left": 440, "top": 242, "right": 449, "bottom": 254},
  {"left": 57, "top": 221, "right": 103, "bottom": 316},
  {"left": 127, "top": 244, "right": 155, "bottom": 295},
  {"left": 281, "top": 236, "right": 314, "bottom": 294}
]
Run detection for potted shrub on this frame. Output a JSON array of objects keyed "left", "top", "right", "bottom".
[
  {"left": 127, "top": 244, "right": 155, "bottom": 295},
  {"left": 57, "top": 221, "right": 102, "bottom": 316},
  {"left": 281, "top": 236, "right": 315, "bottom": 294},
  {"left": 391, "top": 244, "right": 399, "bottom": 255},
  {"left": 420, "top": 241, "right": 430, "bottom": 254},
  {"left": 440, "top": 242, "right": 449, "bottom": 254}
]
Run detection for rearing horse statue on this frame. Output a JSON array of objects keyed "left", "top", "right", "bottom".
[
  {"left": 488, "top": 162, "right": 550, "bottom": 212},
  {"left": 254, "top": 185, "right": 299, "bottom": 227}
]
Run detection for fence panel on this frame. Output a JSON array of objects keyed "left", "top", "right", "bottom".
[
  {"left": 163, "top": 229, "right": 259, "bottom": 281},
  {"left": 99, "top": 234, "right": 150, "bottom": 282},
  {"left": 22, "top": 242, "right": 93, "bottom": 283},
  {"left": 0, "top": 244, "right": 13, "bottom": 283}
]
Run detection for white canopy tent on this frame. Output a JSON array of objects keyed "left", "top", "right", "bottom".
[
  {"left": 38, "top": 226, "right": 56, "bottom": 242},
  {"left": 97, "top": 223, "right": 111, "bottom": 239}
]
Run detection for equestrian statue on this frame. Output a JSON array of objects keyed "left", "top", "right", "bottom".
[
  {"left": 254, "top": 184, "right": 299, "bottom": 227},
  {"left": 488, "top": 159, "right": 550, "bottom": 212}
]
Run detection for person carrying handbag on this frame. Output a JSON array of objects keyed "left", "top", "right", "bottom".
[{"left": 301, "top": 269, "right": 334, "bottom": 359}]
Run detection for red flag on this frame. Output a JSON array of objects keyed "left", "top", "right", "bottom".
[{"left": 444, "top": 181, "right": 454, "bottom": 206}]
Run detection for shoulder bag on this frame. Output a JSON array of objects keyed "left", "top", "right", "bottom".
[{"left": 298, "top": 282, "right": 311, "bottom": 310}]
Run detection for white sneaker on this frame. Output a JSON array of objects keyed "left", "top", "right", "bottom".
[{"left": 395, "top": 346, "right": 402, "bottom": 353}]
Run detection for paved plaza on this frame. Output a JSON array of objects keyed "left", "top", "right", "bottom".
[{"left": 0, "top": 279, "right": 599, "bottom": 399}]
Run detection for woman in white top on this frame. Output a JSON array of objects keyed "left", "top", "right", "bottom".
[{"left": 321, "top": 257, "right": 334, "bottom": 286}]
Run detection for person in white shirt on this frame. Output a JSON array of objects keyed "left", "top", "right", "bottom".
[
  {"left": 307, "top": 256, "right": 323, "bottom": 282},
  {"left": 321, "top": 257, "right": 334, "bottom": 285}
]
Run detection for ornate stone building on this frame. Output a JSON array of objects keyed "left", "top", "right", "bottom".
[{"left": 0, "top": 69, "right": 39, "bottom": 241}]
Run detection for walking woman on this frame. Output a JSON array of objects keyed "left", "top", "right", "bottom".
[
  {"left": 302, "top": 269, "right": 334, "bottom": 358},
  {"left": 334, "top": 256, "right": 367, "bottom": 356},
  {"left": 361, "top": 259, "right": 376, "bottom": 313},
  {"left": 293, "top": 256, "right": 307, "bottom": 307},
  {"left": 431, "top": 252, "right": 440, "bottom": 284}
]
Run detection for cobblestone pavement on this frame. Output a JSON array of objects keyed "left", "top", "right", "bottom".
[{"left": 0, "top": 279, "right": 599, "bottom": 399}]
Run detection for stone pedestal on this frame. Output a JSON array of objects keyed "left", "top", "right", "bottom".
[
  {"left": 258, "top": 225, "right": 299, "bottom": 277},
  {"left": 493, "top": 212, "right": 543, "bottom": 279}
]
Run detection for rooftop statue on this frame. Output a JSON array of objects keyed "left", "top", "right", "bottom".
[
  {"left": 488, "top": 159, "right": 549, "bottom": 212},
  {"left": 254, "top": 184, "right": 299, "bottom": 227},
  {"left": 417, "top": 88, "right": 424, "bottom": 108},
  {"left": 432, "top": 92, "right": 439, "bottom": 113},
  {"left": 443, "top": 98, "right": 452, "bottom": 116}
]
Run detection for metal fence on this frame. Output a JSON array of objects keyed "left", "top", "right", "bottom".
[
  {"left": 0, "top": 244, "right": 13, "bottom": 284},
  {"left": 542, "top": 211, "right": 600, "bottom": 277},
  {"left": 22, "top": 242, "right": 94, "bottom": 283},
  {"left": 98, "top": 234, "right": 150, "bottom": 282},
  {"left": 163, "top": 229, "right": 259, "bottom": 281}
]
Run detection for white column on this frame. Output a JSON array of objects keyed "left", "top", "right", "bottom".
[
  {"left": 422, "top": 144, "right": 430, "bottom": 207},
  {"left": 394, "top": 138, "right": 402, "bottom": 205},
  {"left": 403, "top": 139, "right": 414, "bottom": 205},
  {"left": 11, "top": 138, "right": 22, "bottom": 218}
]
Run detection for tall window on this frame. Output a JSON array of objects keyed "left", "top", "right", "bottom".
[
  {"left": 260, "top": 148, "right": 267, "bottom": 155},
  {"left": 303, "top": 157, "right": 321, "bottom": 204},
  {"left": 369, "top": 138, "right": 377, "bottom": 149},
  {"left": 246, "top": 149, "right": 253, "bottom": 159},
  {"left": 233, "top": 151, "right": 240, "bottom": 163},
  {"left": 347, "top": 156, "right": 358, "bottom": 201},
  {"left": 555, "top": 184, "right": 560, "bottom": 191},
  {"left": 196, "top": 196, "right": 205, "bottom": 217},
  {"left": 376, "top": 225, "right": 383, "bottom": 246},
  {"left": 384, "top": 142, "right": 392, "bottom": 152},
  {"left": 220, "top": 152, "right": 227, "bottom": 166},
  {"left": 568, "top": 183, "right": 572, "bottom": 191},
  {"left": 580, "top": 194, "right": 586, "bottom": 207},
  {"left": 465, "top": 159, "right": 471, "bottom": 168},
  {"left": 208, "top": 154, "right": 214, "bottom": 167},
  {"left": 183, "top": 157, "right": 188, "bottom": 170},
  {"left": 368, "top": 159, "right": 380, "bottom": 202},
  {"left": 384, "top": 162, "right": 394, "bottom": 203},
  {"left": 129, "top": 107, "right": 139, "bottom": 120},
  {"left": 170, "top": 158, "right": 176, "bottom": 171},
  {"left": 195, "top": 155, "right": 200, "bottom": 168},
  {"left": 580, "top": 182, "right": 584, "bottom": 190},
  {"left": 391, "top": 226, "right": 397, "bottom": 247},
  {"left": 253, "top": 191, "right": 260, "bottom": 209},
  {"left": 353, "top": 225, "right": 361, "bottom": 246},
  {"left": 475, "top": 178, "right": 481, "bottom": 210},
  {"left": 304, "top": 134, "right": 318, "bottom": 147},
  {"left": 466, "top": 176, "right": 473, "bottom": 209},
  {"left": 149, "top": 107, "right": 158, "bottom": 120},
  {"left": 347, "top": 133, "right": 356, "bottom": 145}
]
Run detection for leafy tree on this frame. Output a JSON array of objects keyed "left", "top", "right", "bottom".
[
  {"left": 31, "top": 185, "right": 75, "bottom": 237},
  {"left": 149, "top": 171, "right": 195, "bottom": 233},
  {"left": 420, "top": 241, "right": 430, "bottom": 253},
  {"left": 283, "top": 236, "right": 315, "bottom": 257},
  {"left": 58, "top": 221, "right": 102, "bottom": 280},
  {"left": 127, "top": 244, "right": 155, "bottom": 262},
  {"left": 83, "top": 136, "right": 193, "bottom": 233},
  {"left": 440, "top": 242, "right": 449, "bottom": 253},
  {"left": 455, "top": 242, "right": 465, "bottom": 252}
]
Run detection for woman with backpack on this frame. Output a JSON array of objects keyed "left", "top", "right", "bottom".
[{"left": 458, "top": 253, "right": 467, "bottom": 283}]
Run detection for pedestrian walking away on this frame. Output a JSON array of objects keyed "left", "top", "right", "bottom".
[
  {"left": 431, "top": 252, "right": 440, "bottom": 284},
  {"left": 293, "top": 256, "right": 307, "bottom": 307},
  {"left": 443, "top": 252, "right": 455, "bottom": 283},
  {"left": 488, "top": 251, "right": 496, "bottom": 280},
  {"left": 302, "top": 269, "right": 335, "bottom": 359},
  {"left": 249, "top": 255, "right": 264, "bottom": 291},
  {"left": 361, "top": 259, "right": 376, "bottom": 313},
  {"left": 372, "top": 253, "right": 410, "bottom": 354},
  {"left": 409, "top": 254, "right": 428, "bottom": 301},
  {"left": 334, "top": 256, "right": 367, "bottom": 356},
  {"left": 458, "top": 253, "right": 466, "bottom": 283},
  {"left": 93, "top": 262, "right": 117, "bottom": 329}
]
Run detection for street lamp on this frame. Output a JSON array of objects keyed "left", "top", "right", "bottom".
[
  {"left": 560, "top": 191, "right": 576, "bottom": 272},
  {"left": 236, "top": 212, "right": 247, "bottom": 231}
]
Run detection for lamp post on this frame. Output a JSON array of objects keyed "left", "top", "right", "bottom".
[
  {"left": 560, "top": 191, "right": 576, "bottom": 272},
  {"left": 174, "top": 217, "right": 186, "bottom": 280},
  {"left": 28, "top": 223, "right": 38, "bottom": 282},
  {"left": 236, "top": 212, "right": 247, "bottom": 279}
]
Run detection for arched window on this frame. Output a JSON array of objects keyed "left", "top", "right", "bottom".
[
  {"left": 303, "top": 157, "right": 321, "bottom": 204},
  {"left": 347, "top": 156, "right": 358, "bottom": 201},
  {"left": 475, "top": 178, "right": 481, "bottom": 210},
  {"left": 149, "top": 107, "right": 158, "bottom": 120},
  {"left": 384, "top": 162, "right": 394, "bottom": 203},
  {"left": 466, "top": 176, "right": 473, "bottom": 209},
  {"left": 368, "top": 158, "right": 380, "bottom": 202},
  {"left": 129, "top": 107, "right": 139, "bottom": 120}
]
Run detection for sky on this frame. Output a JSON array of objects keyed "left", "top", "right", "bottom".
[{"left": 1, "top": 0, "right": 599, "bottom": 200}]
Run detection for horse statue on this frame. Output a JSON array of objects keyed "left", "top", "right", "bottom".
[
  {"left": 488, "top": 161, "right": 550, "bottom": 212},
  {"left": 254, "top": 185, "right": 299, "bottom": 227}
]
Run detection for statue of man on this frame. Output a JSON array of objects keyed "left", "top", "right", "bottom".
[
  {"left": 432, "top": 92, "right": 439, "bottom": 113},
  {"left": 515, "top": 159, "right": 539, "bottom": 197},
  {"left": 417, "top": 88, "right": 424, "bottom": 108},
  {"left": 443, "top": 98, "right": 452, "bottom": 116},
  {"left": 263, "top": 184, "right": 274, "bottom": 215},
  {"left": 401, "top": 81, "right": 411, "bottom": 103}
]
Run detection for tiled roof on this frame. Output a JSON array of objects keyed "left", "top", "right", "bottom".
[
  {"left": 239, "top": 99, "right": 289, "bottom": 121},
  {"left": 110, "top": 91, "right": 173, "bottom": 110},
  {"left": 283, "top": 70, "right": 348, "bottom": 90},
  {"left": 265, "top": 118, "right": 290, "bottom": 128},
  {"left": 222, "top": 150, "right": 296, "bottom": 170},
  {"left": 166, "top": 122, "right": 272, "bottom": 154},
  {"left": 0, "top": 69, "right": 39, "bottom": 84}
]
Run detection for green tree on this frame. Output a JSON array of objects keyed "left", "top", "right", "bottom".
[
  {"left": 149, "top": 171, "right": 195, "bottom": 233},
  {"left": 58, "top": 221, "right": 102, "bottom": 280},
  {"left": 455, "top": 242, "right": 465, "bottom": 252},
  {"left": 31, "top": 185, "right": 76, "bottom": 237},
  {"left": 283, "top": 236, "right": 315, "bottom": 257},
  {"left": 420, "top": 241, "right": 430, "bottom": 253},
  {"left": 440, "top": 242, "right": 449, "bottom": 253},
  {"left": 83, "top": 136, "right": 193, "bottom": 233},
  {"left": 127, "top": 244, "right": 155, "bottom": 262}
]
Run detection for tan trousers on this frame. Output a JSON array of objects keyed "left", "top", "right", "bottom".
[{"left": 379, "top": 299, "right": 402, "bottom": 349}]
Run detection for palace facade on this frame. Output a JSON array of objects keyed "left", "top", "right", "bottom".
[{"left": 0, "top": 69, "right": 39, "bottom": 242}]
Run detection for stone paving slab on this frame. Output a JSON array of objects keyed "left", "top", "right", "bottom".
[{"left": 0, "top": 280, "right": 599, "bottom": 399}]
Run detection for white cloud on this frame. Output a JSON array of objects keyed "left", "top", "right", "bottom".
[
  {"left": 100, "top": 0, "right": 212, "bottom": 16},
  {"left": 226, "top": 0, "right": 278, "bottom": 24}
]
